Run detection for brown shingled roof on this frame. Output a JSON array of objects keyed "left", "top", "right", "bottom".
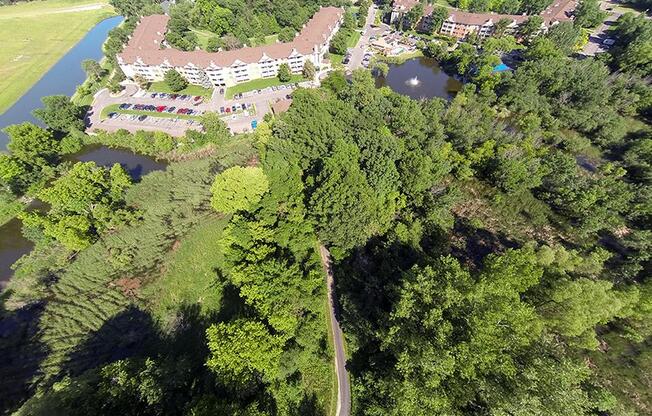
[
  {"left": 401, "top": 0, "right": 575, "bottom": 26},
  {"left": 118, "top": 7, "right": 343, "bottom": 68},
  {"left": 271, "top": 99, "right": 293, "bottom": 115}
]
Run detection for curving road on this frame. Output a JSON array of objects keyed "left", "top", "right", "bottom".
[{"left": 319, "top": 245, "right": 351, "bottom": 416}]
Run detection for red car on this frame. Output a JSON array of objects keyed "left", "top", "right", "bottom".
[
  {"left": 156, "top": 105, "right": 166, "bottom": 112},
  {"left": 225, "top": 107, "right": 231, "bottom": 113}
]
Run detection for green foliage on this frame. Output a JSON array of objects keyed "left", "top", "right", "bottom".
[
  {"left": 210, "top": 166, "right": 269, "bottom": 214},
  {"left": 302, "top": 59, "right": 316, "bottom": 79},
  {"left": 574, "top": 0, "right": 607, "bottom": 28},
  {"left": 206, "top": 319, "right": 283, "bottom": 383},
  {"left": 33, "top": 95, "right": 86, "bottom": 133},
  {"left": 277, "top": 62, "right": 292, "bottom": 82},
  {"left": 164, "top": 69, "right": 189, "bottom": 92},
  {"left": 21, "top": 162, "right": 134, "bottom": 250}
]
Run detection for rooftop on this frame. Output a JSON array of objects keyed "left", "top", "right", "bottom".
[{"left": 118, "top": 7, "right": 344, "bottom": 68}]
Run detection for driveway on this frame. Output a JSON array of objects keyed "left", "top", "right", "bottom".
[
  {"left": 582, "top": 0, "right": 623, "bottom": 56},
  {"left": 345, "top": 5, "right": 390, "bottom": 71}
]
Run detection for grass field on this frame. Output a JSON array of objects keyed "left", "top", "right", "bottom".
[
  {"left": 148, "top": 81, "right": 213, "bottom": 97},
  {"left": 189, "top": 27, "right": 216, "bottom": 50},
  {"left": 145, "top": 216, "right": 229, "bottom": 322},
  {"left": 0, "top": 0, "right": 116, "bottom": 114},
  {"left": 225, "top": 74, "right": 304, "bottom": 99}
]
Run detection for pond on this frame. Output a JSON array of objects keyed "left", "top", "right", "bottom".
[
  {"left": 0, "top": 15, "right": 124, "bottom": 149},
  {"left": 0, "top": 146, "right": 167, "bottom": 288},
  {"left": 374, "top": 57, "right": 462, "bottom": 100}
]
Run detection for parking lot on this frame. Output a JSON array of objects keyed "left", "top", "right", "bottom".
[{"left": 87, "top": 81, "right": 308, "bottom": 136}]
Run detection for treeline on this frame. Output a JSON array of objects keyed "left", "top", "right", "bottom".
[{"left": 164, "top": 0, "right": 349, "bottom": 52}]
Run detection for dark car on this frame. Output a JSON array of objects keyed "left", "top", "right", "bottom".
[
  {"left": 167, "top": 106, "right": 176, "bottom": 113},
  {"left": 231, "top": 105, "right": 237, "bottom": 112},
  {"left": 138, "top": 115, "right": 147, "bottom": 121},
  {"left": 219, "top": 106, "right": 225, "bottom": 113}
]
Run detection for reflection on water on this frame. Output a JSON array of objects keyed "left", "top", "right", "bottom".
[
  {"left": 374, "top": 57, "right": 462, "bottom": 100},
  {"left": 66, "top": 145, "right": 168, "bottom": 181},
  {"left": 0, "top": 218, "right": 33, "bottom": 288}
]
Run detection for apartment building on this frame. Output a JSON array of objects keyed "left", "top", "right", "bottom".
[
  {"left": 390, "top": 0, "right": 576, "bottom": 39},
  {"left": 117, "top": 7, "right": 344, "bottom": 88}
]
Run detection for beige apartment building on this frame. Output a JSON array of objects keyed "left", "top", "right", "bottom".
[
  {"left": 117, "top": 7, "right": 344, "bottom": 88},
  {"left": 390, "top": 0, "right": 576, "bottom": 39}
]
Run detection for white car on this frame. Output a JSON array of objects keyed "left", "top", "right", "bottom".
[{"left": 603, "top": 38, "right": 616, "bottom": 46}]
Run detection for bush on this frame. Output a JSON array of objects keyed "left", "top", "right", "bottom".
[
  {"left": 164, "top": 69, "right": 188, "bottom": 92},
  {"left": 277, "top": 63, "right": 292, "bottom": 82}
]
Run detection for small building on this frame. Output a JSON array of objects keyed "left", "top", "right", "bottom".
[{"left": 271, "top": 99, "right": 293, "bottom": 115}]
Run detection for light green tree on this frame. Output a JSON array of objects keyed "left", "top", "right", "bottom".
[{"left": 210, "top": 166, "right": 269, "bottom": 214}]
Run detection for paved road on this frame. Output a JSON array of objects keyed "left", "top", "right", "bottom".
[
  {"left": 582, "top": 0, "right": 623, "bottom": 56},
  {"left": 346, "top": 5, "right": 390, "bottom": 71},
  {"left": 318, "top": 245, "right": 351, "bottom": 416}
]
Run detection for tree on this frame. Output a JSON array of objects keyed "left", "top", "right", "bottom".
[
  {"left": 81, "top": 59, "right": 106, "bottom": 81},
  {"left": 220, "top": 35, "right": 243, "bottom": 51},
  {"left": 133, "top": 74, "right": 149, "bottom": 89},
  {"left": 575, "top": 0, "right": 607, "bottom": 28},
  {"left": 278, "top": 27, "right": 296, "bottom": 42},
  {"left": 404, "top": 3, "right": 424, "bottom": 30},
  {"left": 33, "top": 95, "right": 86, "bottom": 133},
  {"left": 207, "top": 5, "right": 233, "bottom": 35},
  {"left": 330, "top": 29, "right": 350, "bottom": 55},
  {"left": 164, "top": 69, "right": 188, "bottom": 92},
  {"left": 519, "top": 15, "right": 544, "bottom": 40},
  {"left": 277, "top": 63, "right": 291, "bottom": 82},
  {"left": 493, "top": 17, "right": 513, "bottom": 37},
  {"left": 545, "top": 21, "right": 583, "bottom": 54},
  {"left": 302, "top": 59, "right": 316, "bottom": 80},
  {"left": 206, "top": 319, "right": 283, "bottom": 384},
  {"left": 210, "top": 166, "right": 269, "bottom": 214},
  {"left": 429, "top": 7, "right": 449, "bottom": 34},
  {"left": 21, "top": 162, "right": 133, "bottom": 250},
  {"left": 206, "top": 36, "right": 221, "bottom": 52},
  {"left": 5, "top": 122, "right": 59, "bottom": 165}
]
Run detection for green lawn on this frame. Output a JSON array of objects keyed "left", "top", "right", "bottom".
[
  {"left": 189, "top": 27, "right": 216, "bottom": 50},
  {"left": 148, "top": 81, "right": 213, "bottom": 97},
  {"left": 0, "top": 0, "right": 116, "bottom": 114},
  {"left": 348, "top": 30, "right": 362, "bottom": 48},
  {"left": 225, "top": 74, "right": 304, "bottom": 99},
  {"left": 249, "top": 34, "right": 279, "bottom": 47},
  {"left": 145, "top": 216, "right": 229, "bottom": 322},
  {"left": 100, "top": 103, "right": 201, "bottom": 120}
]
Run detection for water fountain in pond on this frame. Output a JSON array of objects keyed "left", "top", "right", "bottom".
[{"left": 405, "top": 76, "right": 420, "bottom": 87}]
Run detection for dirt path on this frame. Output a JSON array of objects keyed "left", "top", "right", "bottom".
[{"left": 318, "top": 245, "right": 351, "bottom": 416}]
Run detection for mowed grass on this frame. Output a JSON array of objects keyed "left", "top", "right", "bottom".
[
  {"left": 225, "top": 74, "right": 304, "bottom": 99},
  {"left": 145, "top": 216, "right": 229, "bottom": 322},
  {"left": 0, "top": 0, "right": 116, "bottom": 114},
  {"left": 148, "top": 81, "right": 213, "bottom": 97}
]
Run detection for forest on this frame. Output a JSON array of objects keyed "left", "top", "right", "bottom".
[{"left": 1, "top": 0, "right": 652, "bottom": 414}]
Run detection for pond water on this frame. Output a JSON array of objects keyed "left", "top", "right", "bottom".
[
  {"left": 374, "top": 57, "right": 462, "bottom": 100},
  {"left": 0, "top": 15, "right": 124, "bottom": 149}
]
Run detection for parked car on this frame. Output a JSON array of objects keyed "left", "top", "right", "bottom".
[
  {"left": 219, "top": 106, "right": 225, "bottom": 113},
  {"left": 241, "top": 103, "right": 247, "bottom": 110},
  {"left": 138, "top": 115, "right": 147, "bottom": 121},
  {"left": 151, "top": 93, "right": 157, "bottom": 98},
  {"left": 603, "top": 38, "right": 616, "bottom": 46},
  {"left": 156, "top": 105, "right": 166, "bottom": 112},
  {"left": 231, "top": 105, "right": 237, "bottom": 112},
  {"left": 108, "top": 112, "right": 118, "bottom": 119},
  {"left": 166, "top": 106, "right": 176, "bottom": 113},
  {"left": 225, "top": 107, "right": 231, "bottom": 113}
]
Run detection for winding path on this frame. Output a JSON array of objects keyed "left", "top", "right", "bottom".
[{"left": 319, "top": 245, "right": 351, "bottom": 416}]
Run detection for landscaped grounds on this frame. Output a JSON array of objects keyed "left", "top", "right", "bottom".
[{"left": 0, "top": 0, "right": 116, "bottom": 114}]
